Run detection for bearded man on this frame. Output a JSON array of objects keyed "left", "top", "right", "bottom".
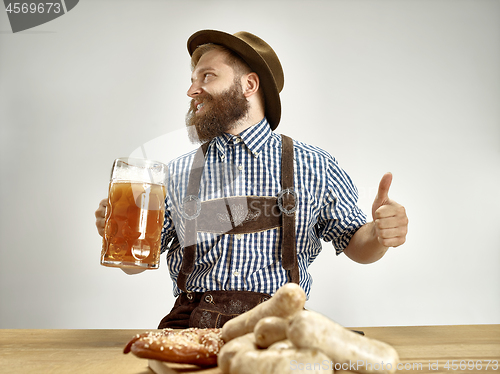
[{"left": 95, "top": 30, "right": 409, "bottom": 329}]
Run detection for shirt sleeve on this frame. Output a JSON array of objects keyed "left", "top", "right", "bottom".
[{"left": 316, "top": 157, "right": 367, "bottom": 255}]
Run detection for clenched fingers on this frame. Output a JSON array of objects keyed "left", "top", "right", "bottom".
[
  {"left": 375, "top": 225, "right": 408, "bottom": 247},
  {"left": 375, "top": 215, "right": 408, "bottom": 230},
  {"left": 95, "top": 198, "right": 108, "bottom": 237},
  {"left": 373, "top": 203, "right": 406, "bottom": 220},
  {"left": 374, "top": 201, "right": 408, "bottom": 248}
]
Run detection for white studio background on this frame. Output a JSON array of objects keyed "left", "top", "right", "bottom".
[{"left": 0, "top": 0, "right": 499, "bottom": 329}]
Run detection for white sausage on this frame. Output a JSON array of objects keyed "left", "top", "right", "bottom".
[
  {"left": 287, "top": 311, "right": 399, "bottom": 374},
  {"left": 218, "top": 333, "right": 256, "bottom": 374},
  {"left": 254, "top": 316, "right": 288, "bottom": 348},
  {"left": 229, "top": 347, "right": 332, "bottom": 374},
  {"left": 222, "top": 283, "right": 306, "bottom": 342},
  {"left": 267, "top": 339, "right": 294, "bottom": 351}
]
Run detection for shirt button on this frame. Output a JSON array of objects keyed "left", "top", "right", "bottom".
[
  {"left": 220, "top": 154, "right": 225, "bottom": 160},
  {"left": 233, "top": 270, "right": 240, "bottom": 276},
  {"left": 238, "top": 165, "right": 243, "bottom": 171},
  {"left": 253, "top": 151, "right": 260, "bottom": 157},
  {"left": 234, "top": 137, "right": 242, "bottom": 143},
  {"left": 235, "top": 234, "right": 242, "bottom": 240}
]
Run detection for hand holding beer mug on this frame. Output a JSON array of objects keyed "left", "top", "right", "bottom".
[{"left": 100, "top": 158, "right": 167, "bottom": 270}]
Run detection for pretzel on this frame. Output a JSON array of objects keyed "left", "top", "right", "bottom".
[{"left": 123, "top": 328, "right": 224, "bottom": 366}]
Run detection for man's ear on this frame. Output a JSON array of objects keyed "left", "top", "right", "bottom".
[{"left": 242, "top": 72, "right": 260, "bottom": 98}]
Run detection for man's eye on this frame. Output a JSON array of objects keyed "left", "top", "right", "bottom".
[{"left": 204, "top": 73, "right": 214, "bottom": 81}]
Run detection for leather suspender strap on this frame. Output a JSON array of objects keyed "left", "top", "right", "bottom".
[
  {"left": 176, "top": 135, "right": 299, "bottom": 292},
  {"left": 177, "top": 142, "right": 210, "bottom": 292},
  {"left": 280, "top": 135, "right": 299, "bottom": 284}
]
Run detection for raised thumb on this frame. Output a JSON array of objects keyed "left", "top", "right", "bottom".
[{"left": 375, "top": 172, "right": 393, "bottom": 205}]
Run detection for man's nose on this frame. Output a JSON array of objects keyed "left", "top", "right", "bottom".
[{"left": 187, "top": 81, "right": 202, "bottom": 98}]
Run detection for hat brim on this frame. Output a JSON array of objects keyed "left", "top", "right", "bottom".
[{"left": 187, "top": 30, "right": 281, "bottom": 130}]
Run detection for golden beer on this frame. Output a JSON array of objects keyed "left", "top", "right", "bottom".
[{"left": 100, "top": 158, "right": 167, "bottom": 269}]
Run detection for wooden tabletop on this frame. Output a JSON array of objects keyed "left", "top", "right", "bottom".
[{"left": 0, "top": 325, "right": 498, "bottom": 373}]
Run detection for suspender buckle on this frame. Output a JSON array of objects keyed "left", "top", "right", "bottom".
[
  {"left": 181, "top": 195, "right": 201, "bottom": 220},
  {"left": 277, "top": 188, "right": 297, "bottom": 215}
]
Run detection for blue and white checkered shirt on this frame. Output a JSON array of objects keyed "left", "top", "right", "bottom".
[{"left": 161, "top": 118, "right": 367, "bottom": 298}]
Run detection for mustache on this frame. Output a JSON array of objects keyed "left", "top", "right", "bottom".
[{"left": 189, "top": 93, "right": 214, "bottom": 111}]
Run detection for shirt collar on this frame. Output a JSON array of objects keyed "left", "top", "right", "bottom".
[{"left": 214, "top": 118, "right": 272, "bottom": 158}]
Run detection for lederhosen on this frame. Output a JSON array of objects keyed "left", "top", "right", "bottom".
[{"left": 158, "top": 135, "right": 298, "bottom": 329}]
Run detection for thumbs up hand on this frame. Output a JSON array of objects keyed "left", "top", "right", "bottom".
[{"left": 371, "top": 172, "right": 408, "bottom": 248}]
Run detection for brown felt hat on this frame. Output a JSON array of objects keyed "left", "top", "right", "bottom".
[{"left": 187, "top": 30, "right": 284, "bottom": 130}]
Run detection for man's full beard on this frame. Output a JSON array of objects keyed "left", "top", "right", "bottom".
[{"left": 186, "top": 80, "right": 250, "bottom": 144}]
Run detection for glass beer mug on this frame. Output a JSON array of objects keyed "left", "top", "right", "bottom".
[{"left": 101, "top": 158, "right": 168, "bottom": 269}]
